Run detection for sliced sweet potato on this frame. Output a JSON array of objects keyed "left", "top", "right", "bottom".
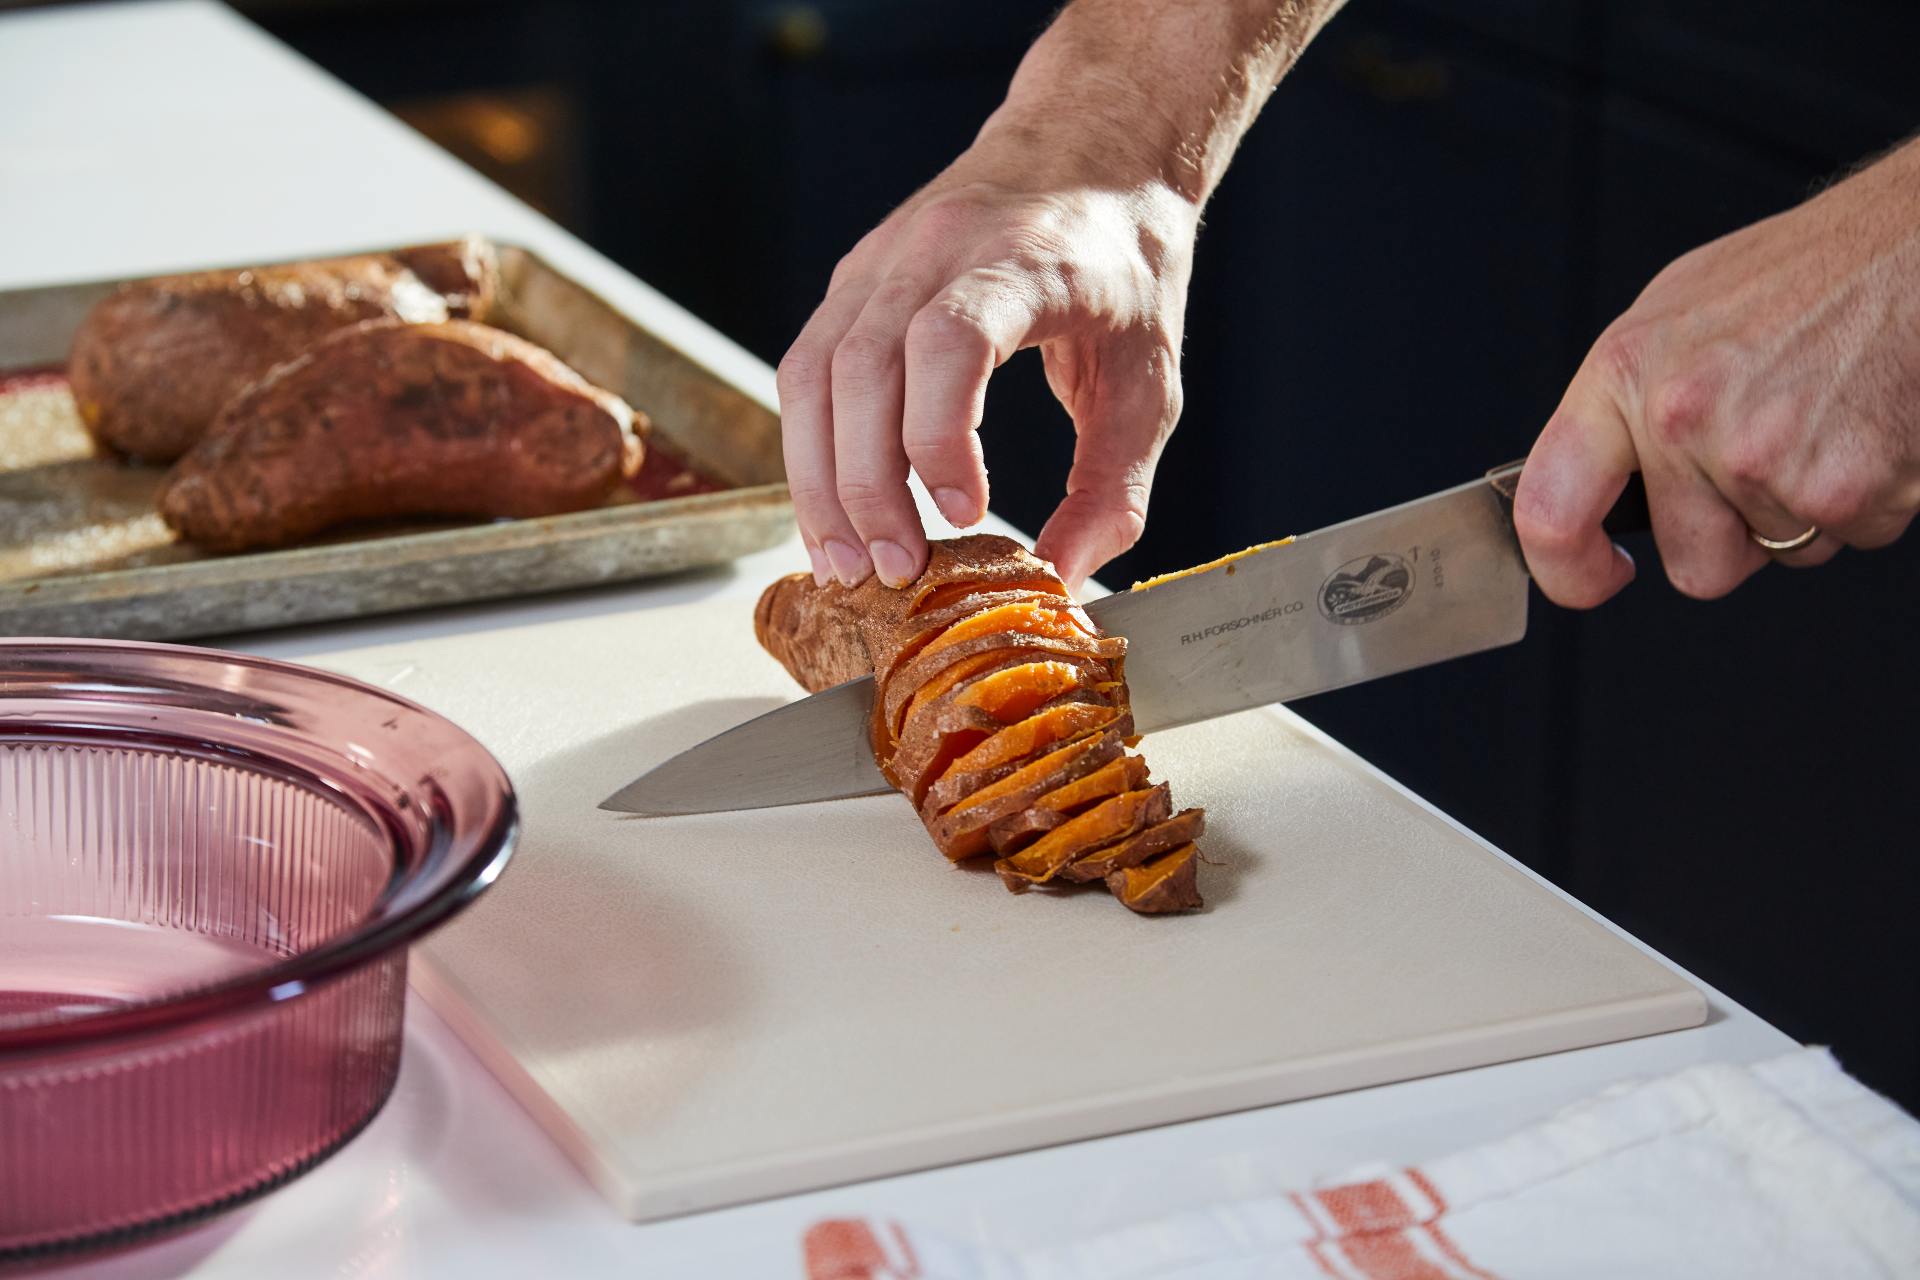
[
  {"left": 996, "top": 783, "right": 1173, "bottom": 890},
  {"left": 925, "top": 729, "right": 1126, "bottom": 859},
  {"left": 883, "top": 629, "right": 1124, "bottom": 735},
  {"left": 893, "top": 649, "right": 1045, "bottom": 743},
  {"left": 878, "top": 591, "right": 1065, "bottom": 695},
  {"left": 986, "top": 807, "right": 1067, "bottom": 856},
  {"left": 1107, "top": 844, "right": 1202, "bottom": 914},
  {"left": 987, "top": 755, "right": 1150, "bottom": 856},
  {"left": 954, "top": 660, "right": 1094, "bottom": 724},
  {"left": 754, "top": 533, "right": 1205, "bottom": 914},
  {"left": 912, "top": 699, "right": 1116, "bottom": 808},
  {"left": 1031, "top": 754, "right": 1149, "bottom": 816},
  {"left": 916, "top": 602, "right": 1095, "bottom": 663},
  {"left": 1060, "top": 808, "right": 1207, "bottom": 883}
]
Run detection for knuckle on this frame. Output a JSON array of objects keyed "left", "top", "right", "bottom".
[
  {"left": 776, "top": 343, "right": 828, "bottom": 395},
  {"left": 1511, "top": 483, "right": 1581, "bottom": 556},
  {"left": 830, "top": 331, "right": 898, "bottom": 385},
  {"left": 905, "top": 303, "right": 989, "bottom": 361},
  {"left": 1719, "top": 430, "right": 1781, "bottom": 490},
  {"left": 909, "top": 195, "right": 980, "bottom": 246},
  {"left": 835, "top": 478, "right": 901, "bottom": 523},
  {"left": 1790, "top": 473, "right": 1874, "bottom": 531},
  {"left": 784, "top": 479, "right": 842, "bottom": 523},
  {"left": 1589, "top": 326, "right": 1646, "bottom": 392},
  {"left": 1645, "top": 372, "right": 1715, "bottom": 449},
  {"left": 866, "top": 275, "right": 927, "bottom": 314}
]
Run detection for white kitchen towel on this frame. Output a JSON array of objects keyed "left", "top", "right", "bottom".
[{"left": 803, "top": 1048, "right": 1920, "bottom": 1279}]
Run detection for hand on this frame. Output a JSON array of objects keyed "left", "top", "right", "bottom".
[
  {"left": 778, "top": 141, "right": 1198, "bottom": 593},
  {"left": 1513, "top": 139, "right": 1920, "bottom": 607}
]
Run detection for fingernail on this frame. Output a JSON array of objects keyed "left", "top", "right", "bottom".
[
  {"left": 932, "top": 486, "right": 979, "bottom": 527},
  {"left": 806, "top": 542, "right": 831, "bottom": 587},
  {"left": 868, "top": 539, "right": 917, "bottom": 588},
  {"left": 1613, "top": 543, "right": 1637, "bottom": 581},
  {"left": 823, "top": 538, "right": 870, "bottom": 586}
]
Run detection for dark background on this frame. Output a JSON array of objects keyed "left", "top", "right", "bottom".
[{"left": 235, "top": 0, "right": 1917, "bottom": 1107}]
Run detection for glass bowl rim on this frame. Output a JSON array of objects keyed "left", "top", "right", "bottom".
[{"left": 0, "top": 636, "right": 517, "bottom": 1057}]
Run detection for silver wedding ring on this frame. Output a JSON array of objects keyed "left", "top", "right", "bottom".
[{"left": 1749, "top": 524, "right": 1821, "bottom": 553}]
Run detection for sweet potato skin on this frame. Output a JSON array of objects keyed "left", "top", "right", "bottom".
[
  {"left": 755, "top": 534, "right": 1207, "bottom": 914},
  {"left": 67, "top": 237, "right": 499, "bottom": 462},
  {"left": 157, "top": 318, "right": 642, "bottom": 551}
]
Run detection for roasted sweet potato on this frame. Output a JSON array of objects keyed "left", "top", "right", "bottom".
[
  {"left": 756, "top": 534, "right": 1206, "bottom": 914},
  {"left": 157, "top": 319, "right": 644, "bottom": 551},
  {"left": 68, "top": 236, "right": 498, "bottom": 462}
]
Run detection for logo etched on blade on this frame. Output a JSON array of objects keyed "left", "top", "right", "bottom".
[{"left": 1318, "top": 553, "right": 1414, "bottom": 625}]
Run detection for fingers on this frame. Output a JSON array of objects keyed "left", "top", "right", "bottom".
[
  {"left": 1033, "top": 340, "right": 1181, "bottom": 592},
  {"left": 779, "top": 280, "right": 882, "bottom": 585},
  {"left": 1638, "top": 457, "right": 1770, "bottom": 598},
  {"left": 902, "top": 272, "right": 1042, "bottom": 532},
  {"left": 1511, "top": 375, "right": 1641, "bottom": 609},
  {"left": 833, "top": 275, "right": 945, "bottom": 586}
]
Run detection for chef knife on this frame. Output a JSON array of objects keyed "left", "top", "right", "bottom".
[{"left": 601, "top": 461, "right": 1649, "bottom": 816}]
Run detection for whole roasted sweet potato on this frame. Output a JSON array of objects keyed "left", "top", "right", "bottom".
[
  {"left": 157, "top": 319, "right": 644, "bottom": 551},
  {"left": 756, "top": 534, "right": 1205, "bottom": 914},
  {"left": 68, "top": 236, "right": 499, "bottom": 461}
]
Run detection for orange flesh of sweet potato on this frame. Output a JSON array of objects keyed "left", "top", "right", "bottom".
[
  {"left": 927, "top": 729, "right": 1126, "bottom": 859},
  {"left": 883, "top": 630, "right": 1124, "bottom": 737},
  {"left": 1107, "top": 844, "right": 1202, "bottom": 914},
  {"left": 896, "top": 650, "right": 1027, "bottom": 740},
  {"left": 997, "top": 783, "right": 1172, "bottom": 886},
  {"left": 753, "top": 533, "right": 1203, "bottom": 913},
  {"left": 939, "top": 701, "right": 1116, "bottom": 786},
  {"left": 955, "top": 660, "right": 1089, "bottom": 723},
  {"left": 1061, "top": 808, "right": 1207, "bottom": 883},
  {"left": 1032, "top": 754, "right": 1148, "bottom": 815},
  {"left": 918, "top": 602, "right": 1092, "bottom": 662},
  {"left": 936, "top": 728, "right": 1116, "bottom": 820}
]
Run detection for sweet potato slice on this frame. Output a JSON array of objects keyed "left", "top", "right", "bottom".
[
  {"left": 1107, "top": 844, "right": 1203, "bottom": 914},
  {"left": 1031, "top": 754, "right": 1149, "bottom": 816},
  {"left": 996, "top": 783, "right": 1173, "bottom": 890},
  {"left": 989, "top": 757, "right": 1156, "bottom": 854},
  {"left": 883, "top": 629, "right": 1124, "bottom": 735},
  {"left": 916, "top": 602, "right": 1096, "bottom": 664},
  {"left": 934, "top": 701, "right": 1114, "bottom": 784},
  {"left": 925, "top": 729, "right": 1126, "bottom": 859},
  {"left": 986, "top": 808, "right": 1067, "bottom": 856},
  {"left": 954, "top": 660, "right": 1094, "bottom": 724},
  {"left": 892, "top": 649, "right": 1046, "bottom": 743},
  {"left": 920, "top": 712, "right": 1134, "bottom": 819},
  {"left": 878, "top": 592, "right": 1068, "bottom": 695},
  {"left": 1060, "top": 808, "right": 1207, "bottom": 883}
]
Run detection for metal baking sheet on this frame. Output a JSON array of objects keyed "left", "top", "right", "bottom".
[{"left": 0, "top": 242, "right": 792, "bottom": 640}]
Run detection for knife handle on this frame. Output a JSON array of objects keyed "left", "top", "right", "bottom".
[{"left": 1485, "top": 459, "right": 1653, "bottom": 540}]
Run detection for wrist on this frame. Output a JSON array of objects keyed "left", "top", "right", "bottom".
[{"left": 970, "top": 84, "right": 1198, "bottom": 205}]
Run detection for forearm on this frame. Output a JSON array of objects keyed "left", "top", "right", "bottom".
[{"left": 976, "top": 0, "right": 1348, "bottom": 204}]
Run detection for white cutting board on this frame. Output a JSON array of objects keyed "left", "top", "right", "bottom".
[{"left": 309, "top": 599, "right": 1704, "bottom": 1222}]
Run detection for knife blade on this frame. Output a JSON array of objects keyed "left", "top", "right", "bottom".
[{"left": 600, "top": 462, "right": 1646, "bottom": 816}]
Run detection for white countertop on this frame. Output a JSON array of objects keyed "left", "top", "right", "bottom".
[{"left": 2, "top": 4, "right": 1795, "bottom": 1276}]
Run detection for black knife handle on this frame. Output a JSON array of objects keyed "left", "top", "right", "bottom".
[{"left": 1485, "top": 459, "right": 1653, "bottom": 540}]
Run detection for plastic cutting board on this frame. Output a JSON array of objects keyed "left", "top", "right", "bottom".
[{"left": 308, "top": 598, "right": 1705, "bottom": 1222}]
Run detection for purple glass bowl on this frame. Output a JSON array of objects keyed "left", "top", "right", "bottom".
[{"left": 0, "top": 639, "right": 516, "bottom": 1258}]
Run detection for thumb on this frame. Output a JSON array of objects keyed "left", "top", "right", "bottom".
[{"left": 1033, "top": 340, "right": 1181, "bottom": 592}]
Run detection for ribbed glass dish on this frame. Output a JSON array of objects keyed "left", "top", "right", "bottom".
[{"left": 0, "top": 639, "right": 517, "bottom": 1258}]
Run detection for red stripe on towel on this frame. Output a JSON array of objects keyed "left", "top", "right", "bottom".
[
  {"left": 1337, "top": 1230, "right": 1453, "bottom": 1280},
  {"left": 803, "top": 1218, "right": 916, "bottom": 1280},
  {"left": 1316, "top": 1177, "right": 1420, "bottom": 1234}
]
